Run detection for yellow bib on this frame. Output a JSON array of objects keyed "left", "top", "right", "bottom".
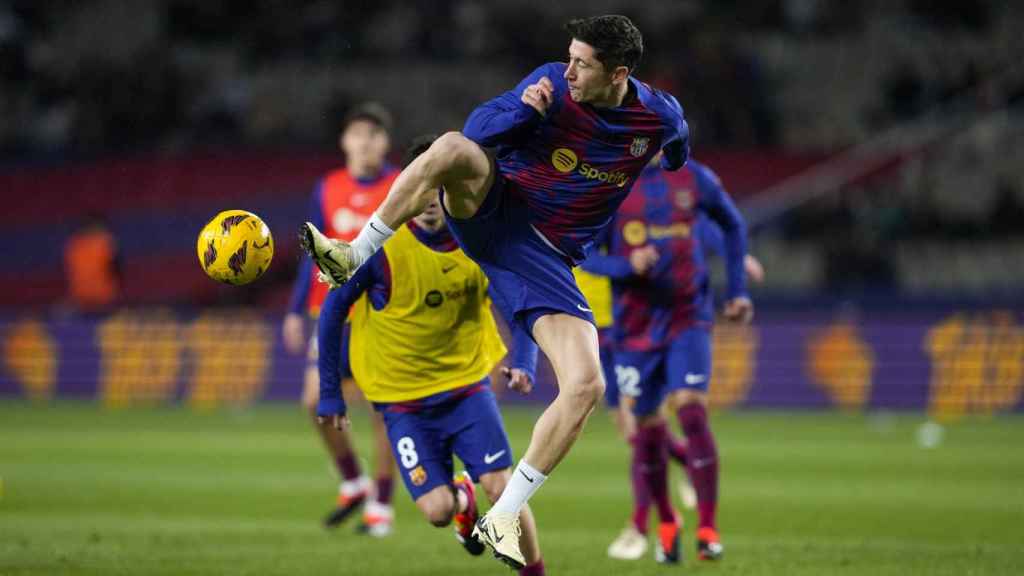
[
  {"left": 573, "top": 267, "right": 613, "bottom": 329},
  {"left": 349, "top": 225, "right": 507, "bottom": 402}
]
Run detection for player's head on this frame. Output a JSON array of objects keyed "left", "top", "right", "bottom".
[
  {"left": 404, "top": 134, "right": 445, "bottom": 231},
  {"left": 563, "top": 15, "right": 642, "bottom": 104},
  {"left": 339, "top": 102, "right": 392, "bottom": 176}
]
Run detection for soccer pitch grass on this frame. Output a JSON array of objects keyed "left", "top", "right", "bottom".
[{"left": 2, "top": 403, "right": 1022, "bottom": 576}]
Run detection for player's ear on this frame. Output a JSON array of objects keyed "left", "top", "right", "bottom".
[{"left": 611, "top": 65, "right": 630, "bottom": 84}]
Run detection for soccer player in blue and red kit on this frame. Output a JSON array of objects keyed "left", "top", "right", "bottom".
[
  {"left": 301, "top": 15, "right": 721, "bottom": 568},
  {"left": 283, "top": 103, "right": 399, "bottom": 533},
  {"left": 581, "top": 157, "right": 753, "bottom": 563}
]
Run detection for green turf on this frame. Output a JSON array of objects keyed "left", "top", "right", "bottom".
[{"left": 1, "top": 402, "right": 1022, "bottom": 575}]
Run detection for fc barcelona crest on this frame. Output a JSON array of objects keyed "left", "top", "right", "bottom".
[
  {"left": 629, "top": 137, "right": 650, "bottom": 157},
  {"left": 409, "top": 465, "right": 428, "bottom": 486},
  {"left": 674, "top": 188, "right": 694, "bottom": 210}
]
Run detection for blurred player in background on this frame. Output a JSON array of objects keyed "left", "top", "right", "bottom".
[
  {"left": 64, "top": 215, "right": 122, "bottom": 313},
  {"left": 302, "top": 16, "right": 691, "bottom": 568},
  {"left": 581, "top": 157, "right": 753, "bottom": 563},
  {"left": 282, "top": 103, "right": 398, "bottom": 534},
  {"left": 581, "top": 210, "right": 765, "bottom": 560},
  {"left": 313, "top": 136, "right": 547, "bottom": 576}
]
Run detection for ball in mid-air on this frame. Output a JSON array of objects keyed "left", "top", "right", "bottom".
[{"left": 197, "top": 210, "right": 274, "bottom": 285}]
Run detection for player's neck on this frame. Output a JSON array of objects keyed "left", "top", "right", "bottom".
[
  {"left": 591, "top": 80, "right": 630, "bottom": 109},
  {"left": 348, "top": 163, "right": 383, "bottom": 180}
]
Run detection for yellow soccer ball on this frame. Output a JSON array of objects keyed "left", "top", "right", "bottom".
[{"left": 197, "top": 210, "right": 274, "bottom": 285}]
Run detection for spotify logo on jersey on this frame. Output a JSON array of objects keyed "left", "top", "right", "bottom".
[{"left": 551, "top": 148, "right": 579, "bottom": 173}]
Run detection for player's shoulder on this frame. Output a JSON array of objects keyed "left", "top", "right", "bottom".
[{"left": 632, "top": 79, "right": 685, "bottom": 123}]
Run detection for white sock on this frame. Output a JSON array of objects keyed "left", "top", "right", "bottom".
[
  {"left": 490, "top": 459, "right": 547, "bottom": 515},
  {"left": 349, "top": 212, "right": 394, "bottom": 268}
]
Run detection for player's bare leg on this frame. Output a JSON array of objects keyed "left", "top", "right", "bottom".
[
  {"left": 302, "top": 132, "right": 493, "bottom": 287},
  {"left": 302, "top": 371, "right": 370, "bottom": 527},
  {"left": 667, "top": 389, "right": 722, "bottom": 560},
  {"left": 476, "top": 314, "right": 604, "bottom": 567},
  {"left": 359, "top": 412, "right": 397, "bottom": 536},
  {"left": 523, "top": 314, "right": 605, "bottom": 471}
]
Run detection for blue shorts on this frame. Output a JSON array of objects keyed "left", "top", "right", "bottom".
[
  {"left": 379, "top": 385, "right": 514, "bottom": 501},
  {"left": 441, "top": 172, "right": 594, "bottom": 333},
  {"left": 613, "top": 327, "right": 711, "bottom": 416}
]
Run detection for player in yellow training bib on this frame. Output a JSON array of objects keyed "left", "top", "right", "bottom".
[{"left": 311, "top": 136, "right": 547, "bottom": 575}]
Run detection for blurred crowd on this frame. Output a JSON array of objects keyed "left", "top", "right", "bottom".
[{"left": 3, "top": 0, "right": 1018, "bottom": 159}]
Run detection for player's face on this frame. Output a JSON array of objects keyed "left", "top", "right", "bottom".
[
  {"left": 565, "top": 39, "right": 625, "bottom": 104},
  {"left": 340, "top": 120, "right": 390, "bottom": 175},
  {"left": 413, "top": 188, "right": 445, "bottom": 231}
]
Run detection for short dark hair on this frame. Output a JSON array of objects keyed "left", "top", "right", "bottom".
[
  {"left": 403, "top": 133, "right": 439, "bottom": 167},
  {"left": 342, "top": 101, "right": 393, "bottom": 133},
  {"left": 564, "top": 15, "right": 643, "bottom": 73}
]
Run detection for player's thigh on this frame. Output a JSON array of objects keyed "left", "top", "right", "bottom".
[
  {"left": 449, "top": 387, "right": 514, "bottom": 481},
  {"left": 434, "top": 132, "right": 496, "bottom": 219},
  {"left": 381, "top": 410, "right": 454, "bottom": 500},
  {"left": 614, "top": 350, "right": 667, "bottom": 418},
  {"left": 665, "top": 327, "right": 712, "bottom": 409},
  {"left": 531, "top": 313, "right": 603, "bottom": 391}
]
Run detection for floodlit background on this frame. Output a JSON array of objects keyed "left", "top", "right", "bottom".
[{"left": 1, "top": 1, "right": 1022, "bottom": 575}]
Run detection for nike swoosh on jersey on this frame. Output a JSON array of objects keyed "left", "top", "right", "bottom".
[
  {"left": 483, "top": 450, "right": 506, "bottom": 464},
  {"left": 576, "top": 304, "right": 592, "bottom": 312}
]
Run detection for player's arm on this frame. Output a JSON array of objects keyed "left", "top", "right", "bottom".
[
  {"left": 316, "top": 252, "right": 381, "bottom": 427},
  {"left": 487, "top": 286, "right": 538, "bottom": 394},
  {"left": 463, "top": 63, "right": 561, "bottom": 147},
  {"left": 658, "top": 93, "right": 690, "bottom": 171},
  {"left": 579, "top": 224, "right": 657, "bottom": 278},
  {"left": 284, "top": 183, "right": 326, "bottom": 353},
  {"left": 699, "top": 215, "right": 765, "bottom": 283},
  {"left": 695, "top": 164, "right": 753, "bottom": 322}
]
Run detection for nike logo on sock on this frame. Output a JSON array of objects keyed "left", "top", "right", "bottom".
[
  {"left": 484, "top": 450, "right": 506, "bottom": 464},
  {"left": 519, "top": 469, "right": 535, "bottom": 483},
  {"left": 691, "top": 456, "right": 716, "bottom": 469},
  {"left": 369, "top": 222, "right": 386, "bottom": 235}
]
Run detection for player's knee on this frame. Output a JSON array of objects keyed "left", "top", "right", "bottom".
[
  {"left": 426, "top": 132, "right": 476, "bottom": 173},
  {"left": 565, "top": 371, "right": 605, "bottom": 410},
  {"left": 422, "top": 504, "right": 454, "bottom": 527},
  {"left": 417, "top": 490, "right": 456, "bottom": 527}
]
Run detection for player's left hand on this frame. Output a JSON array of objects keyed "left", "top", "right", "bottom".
[
  {"left": 723, "top": 297, "right": 754, "bottom": 324},
  {"left": 317, "top": 413, "right": 352, "bottom": 431},
  {"left": 502, "top": 366, "right": 534, "bottom": 395},
  {"left": 521, "top": 76, "right": 555, "bottom": 116}
]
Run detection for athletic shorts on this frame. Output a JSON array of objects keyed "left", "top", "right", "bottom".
[
  {"left": 613, "top": 327, "right": 712, "bottom": 416},
  {"left": 379, "top": 384, "right": 514, "bottom": 501},
  {"left": 441, "top": 172, "right": 594, "bottom": 334},
  {"left": 307, "top": 321, "right": 352, "bottom": 380}
]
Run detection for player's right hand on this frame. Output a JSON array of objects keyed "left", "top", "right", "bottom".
[
  {"left": 502, "top": 366, "right": 534, "bottom": 395},
  {"left": 629, "top": 245, "right": 660, "bottom": 276},
  {"left": 282, "top": 313, "right": 305, "bottom": 355},
  {"left": 723, "top": 297, "right": 754, "bottom": 324},
  {"left": 521, "top": 76, "right": 555, "bottom": 116}
]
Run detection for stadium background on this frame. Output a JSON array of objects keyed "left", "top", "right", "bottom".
[{"left": 2, "top": 1, "right": 1023, "bottom": 575}]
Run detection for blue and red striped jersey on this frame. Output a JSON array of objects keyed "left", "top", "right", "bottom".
[
  {"left": 580, "top": 160, "right": 748, "bottom": 351},
  {"left": 463, "top": 62, "right": 689, "bottom": 263}
]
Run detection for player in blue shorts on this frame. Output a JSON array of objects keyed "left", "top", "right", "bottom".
[
  {"left": 311, "top": 136, "right": 546, "bottom": 575},
  {"left": 301, "top": 16, "right": 707, "bottom": 568},
  {"left": 581, "top": 157, "right": 753, "bottom": 564}
]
